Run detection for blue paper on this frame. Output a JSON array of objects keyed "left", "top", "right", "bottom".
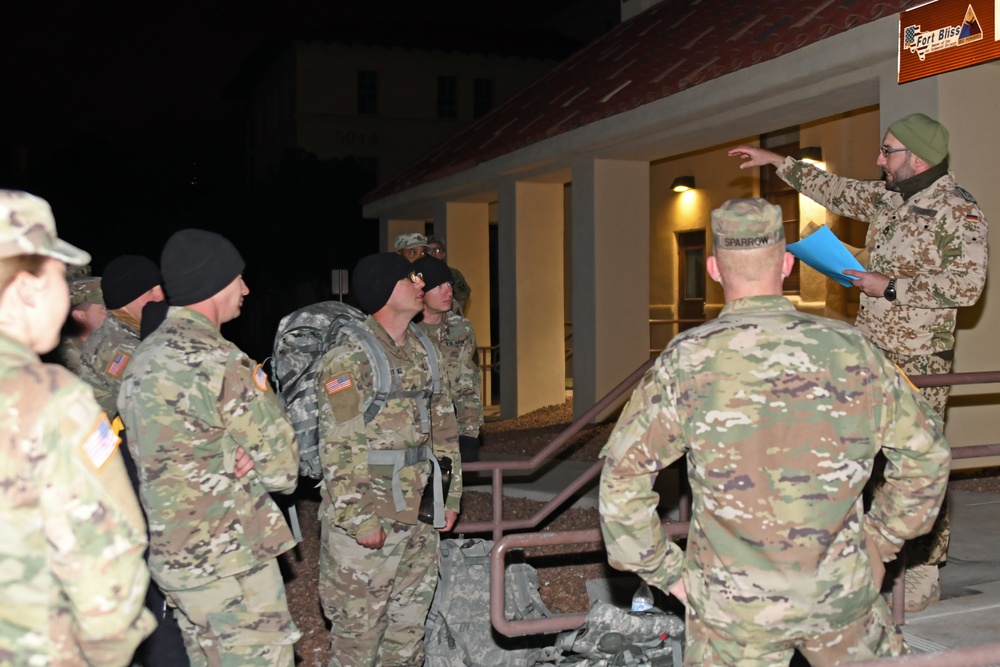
[{"left": 786, "top": 226, "right": 864, "bottom": 288}]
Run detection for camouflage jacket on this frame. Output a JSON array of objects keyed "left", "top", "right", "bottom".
[
  {"left": 778, "top": 156, "right": 988, "bottom": 354},
  {"left": 599, "top": 295, "right": 950, "bottom": 642},
  {"left": 419, "top": 312, "right": 483, "bottom": 438},
  {"left": 79, "top": 312, "right": 139, "bottom": 418},
  {"left": 118, "top": 307, "right": 299, "bottom": 591},
  {"left": 0, "top": 332, "right": 155, "bottom": 665},
  {"left": 56, "top": 334, "right": 84, "bottom": 375},
  {"left": 451, "top": 266, "right": 472, "bottom": 311},
  {"left": 316, "top": 315, "right": 461, "bottom": 538}
]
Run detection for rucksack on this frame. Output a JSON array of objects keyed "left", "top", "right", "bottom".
[
  {"left": 425, "top": 538, "right": 552, "bottom": 667},
  {"left": 271, "top": 300, "right": 441, "bottom": 479},
  {"left": 547, "top": 601, "right": 685, "bottom": 667}
]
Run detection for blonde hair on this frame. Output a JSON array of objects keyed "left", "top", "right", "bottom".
[
  {"left": 714, "top": 243, "right": 785, "bottom": 283},
  {"left": 0, "top": 255, "right": 47, "bottom": 297}
]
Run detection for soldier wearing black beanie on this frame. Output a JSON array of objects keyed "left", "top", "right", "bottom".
[{"left": 160, "top": 229, "right": 246, "bottom": 306}]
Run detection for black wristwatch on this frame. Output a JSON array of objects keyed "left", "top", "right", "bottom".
[{"left": 884, "top": 278, "right": 897, "bottom": 302}]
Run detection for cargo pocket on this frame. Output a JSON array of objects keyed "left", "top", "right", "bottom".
[{"left": 205, "top": 610, "right": 301, "bottom": 648}]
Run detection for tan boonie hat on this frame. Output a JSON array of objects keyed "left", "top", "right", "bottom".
[
  {"left": 393, "top": 232, "right": 428, "bottom": 251},
  {"left": 0, "top": 190, "right": 90, "bottom": 265},
  {"left": 711, "top": 198, "right": 785, "bottom": 250},
  {"left": 70, "top": 277, "right": 103, "bottom": 307}
]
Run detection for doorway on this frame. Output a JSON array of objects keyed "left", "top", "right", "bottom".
[{"left": 676, "top": 229, "right": 706, "bottom": 334}]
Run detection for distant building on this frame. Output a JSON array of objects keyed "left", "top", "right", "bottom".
[{"left": 226, "top": 24, "right": 579, "bottom": 183}]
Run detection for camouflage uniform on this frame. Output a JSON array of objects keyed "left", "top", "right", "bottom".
[
  {"left": 57, "top": 277, "right": 103, "bottom": 374},
  {"left": 119, "top": 306, "right": 301, "bottom": 667},
  {"left": 316, "top": 315, "right": 461, "bottom": 667},
  {"left": 600, "top": 295, "right": 950, "bottom": 666},
  {"left": 778, "top": 156, "right": 987, "bottom": 566},
  {"left": 79, "top": 312, "right": 140, "bottom": 418},
  {"left": 449, "top": 266, "right": 472, "bottom": 313},
  {"left": 0, "top": 331, "right": 156, "bottom": 665},
  {"left": 418, "top": 311, "right": 482, "bottom": 439}
]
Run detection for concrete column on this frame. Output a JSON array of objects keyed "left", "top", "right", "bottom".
[
  {"left": 571, "top": 159, "right": 650, "bottom": 422},
  {"left": 497, "top": 181, "right": 566, "bottom": 418},
  {"left": 381, "top": 217, "right": 425, "bottom": 253}
]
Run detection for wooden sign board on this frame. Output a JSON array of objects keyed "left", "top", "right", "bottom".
[{"left": 898, "top": 0, "right": 1000, "bottom": 83}]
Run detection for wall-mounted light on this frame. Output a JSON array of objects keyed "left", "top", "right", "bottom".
[
  {"left": 798, "top": 147, "right": 823, "bottom": 164},
  {"left": 671, "top": 176, "right": 696, "bottom": 192}
]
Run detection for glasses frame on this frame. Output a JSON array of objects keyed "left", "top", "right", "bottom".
[
  {"left": 880, "top": 146, "right": 910, "bottom": 158},
  {"left": 407, "top": 271, "right": 424, "bottom": 284}
]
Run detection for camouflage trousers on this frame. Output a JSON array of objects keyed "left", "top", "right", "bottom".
[
  {"left": 166, "top": 559, "right": 300, "bottom": 667},
  {"left": 319, "top": 519, "right": 440, "bottom": 667},
  {"left": 882, "top": 348, "right": 952, "bottom": 566},
  {"left": 684, "top": 595, "right": 906, "bottom": 666}
]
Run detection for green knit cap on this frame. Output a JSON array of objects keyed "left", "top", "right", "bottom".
[{"left": 888, "top": 113, "right": 949, "bottom": 166}]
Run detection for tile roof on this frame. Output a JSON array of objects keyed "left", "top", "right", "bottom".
[{"left": 364, "top": 0, "right": 914, "bottom": 204}]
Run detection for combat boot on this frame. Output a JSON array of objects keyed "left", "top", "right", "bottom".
[{"left": 904, "top": 564, "right": 941, "bottom": 612}]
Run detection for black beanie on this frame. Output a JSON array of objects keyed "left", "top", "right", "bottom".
[
  {"left": 161, "top": 229, "right": 245, "bottom": 306},
  {"left": 411, "top": 255, "right": 453, "bottom": 293},
  {"left": 353, "top": 252, "right": 413, "bottom": 314},
  {"left": 102, "top": 255, "right": 162, "bottom": 310}
]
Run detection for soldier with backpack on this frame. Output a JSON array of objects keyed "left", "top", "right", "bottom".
[{"left": 315, "top": 252, "right": 462, "bottom": 667}]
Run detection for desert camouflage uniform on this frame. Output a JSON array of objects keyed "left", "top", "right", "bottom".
[
  {"left": 0, "top": 331, "right": 155, "bottom": 665},
  {"left": 600, "top": 295, "right": 950, "bottom": 666},
  {"left": 118, "top": 307, "right": 301, "bottom": 667},
  {"left": 778, "top": 156, "right": 986, "bottom": 565},
  {"left": 79, "top": 312, "right": 139, "bottom": 418},
  {"left": 316, "top": 315, "right": 461, "bottom": 667},
  {"left": 418, "top": 311, "right": 482, "bottom": 439},
  {"left": 450, "top": 267, "right": 472, "bottom": 313}
]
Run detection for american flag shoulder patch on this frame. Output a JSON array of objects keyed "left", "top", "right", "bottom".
[
  {"left": 105, "top": 350, "right": 130, "bottom": 377},
  {"left": 81, "top": 414, "right": 120, "bottom": 470},
  {"left": 253, "top": 363, "right": 269, "bottom": 392},
  {"left": 325, "top": 373, "right": 353, "bottom": 395}
]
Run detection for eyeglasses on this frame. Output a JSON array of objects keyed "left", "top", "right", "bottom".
[
  {"left": 407, "top": 271, "right": 423, "bottom": 284},
  {"left": 880, "top": 146, "right": 909, "bottom": 158},
  {"left": 427, "top": 246, "right": 445, "bottom": 257}
]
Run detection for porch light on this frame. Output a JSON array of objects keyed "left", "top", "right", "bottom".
[
  {"left": 798, "top": 147, "right": 823, "bottom": 164},
  {"left": 671, "top": 176, "right": 695, "bottom": 192}
]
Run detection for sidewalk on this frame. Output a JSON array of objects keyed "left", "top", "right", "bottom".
[{"left": 470, "top": 458, "right": 1000, "bottom": 657}]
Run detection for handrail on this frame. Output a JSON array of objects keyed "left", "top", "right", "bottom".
[{"left": 852, "top": 642, "right": 1000, "bottom": 666}]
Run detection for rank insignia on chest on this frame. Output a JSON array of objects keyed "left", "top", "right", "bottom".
[
  {"left": 105, "top": 351, "right": 130, "bottom": 377},
  {"left": 81, "top": 415, "right": 120, "bottom": 470},
  {"left": 325, "top": 373, "right": 353, "bottom": 395},
  {"left": 253, "top": 363, "right": 269, "bottom": 392}
]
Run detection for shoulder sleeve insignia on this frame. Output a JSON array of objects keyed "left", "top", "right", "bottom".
[
  {"left": 253, "top": 363, "right": 270, "bottom": 392},
  {"left": 325, "top": 373, "right": 353, "bottom": 395},
  {"left": 955, "top": 186, "right": 978, "bottom": 203},
  {"left": 81, "top": 414, "right": 121, "bottom": 470},
  {"left": 105, "top": 351, "right": 130, "bottom": 377}
]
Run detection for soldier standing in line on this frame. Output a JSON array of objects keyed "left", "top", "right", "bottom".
[
  {"left": 56, "top": 275, "right": 106, "bottom": 373},
  {"left": 729, "top": 114, "right": 987, "bottom": 610},
  {"left": 119, "top": 229, "right": 301, "bottom": 667},
  {"left": 316, "top": 252, "right": 461, "bottom": 667},
  {"left": 78, "top": 254, "right": 164, "bottom": 417},
  {"left": 394, "top": 231, "right": 429, "bottom": 262},
  {"left": 412, "top": 254, "right": 483, "bottom": 462},
  {"left": 0, "top": 190, "right": 155, "bottom": 665},
  {"left": 425, "top": 235, "right": 472, "bottom": 314},
  {"left": 599, "top": 199, "right": 950, "bottom": 665}
]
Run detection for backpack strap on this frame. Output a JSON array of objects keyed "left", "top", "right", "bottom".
[
  {"left": 367, "top": 443, "right": 442, "bottom": 523},
  {"left": 410, "top": 322, "right": 441, "bottom": 397},
  {"left": 341, "top": 321, "right": 395, "bottom": 423}
]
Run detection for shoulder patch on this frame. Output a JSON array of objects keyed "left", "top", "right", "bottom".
[
  {"left": 105, "top": 351, "right": 130, "bottom": 377},
  {"left": 325, "top": 373, "right": 353, "bottom": 395},
  {"left": 955, "top": 186, "right": 978, "bottom": 204},
  {"left": 253, "top": 363, "right": 270, "bottom": 392},
  {"left": 81, "top": 414, "right": 120, "bottom": 470}
]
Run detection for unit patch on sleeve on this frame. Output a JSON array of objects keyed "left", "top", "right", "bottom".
[
  {"left": 253, "top": 363, "right": 270, "bottom": 392},
  {"left": 105, "top": 351, "right": 130, "bottom": 377},
  {"left": 325, "top": 373, "right": 353, "bottom": 395},
  {"left": 81, "top": 414, "right": 121, "bottom": 470}
]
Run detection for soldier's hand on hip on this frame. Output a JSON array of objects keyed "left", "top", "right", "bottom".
[
  {"left": 668, "top": 578, "right": 688, "bottom": 604},
  {"left": 234, "top": 446, "right": 255, "bottom": 478},
  {"left": 356, "top": 526, "right": 387, "bottom": 550},
  {"left": 437, "top": 510, "right": 459, "bottom": 533}
]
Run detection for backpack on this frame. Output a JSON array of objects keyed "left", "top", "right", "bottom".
[
  {"left": 271, "top": 300, "right": 441, "bottom": 479},
  {"left": 425, "top": 538, "right": 552, "bottom": 667},
  {"left": 547, "top": 601, "right": 684, "bottom": 667}
]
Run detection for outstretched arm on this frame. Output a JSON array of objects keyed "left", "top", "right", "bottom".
[{"left": 727, "top": 145, "right": 785, "bottom": 170}]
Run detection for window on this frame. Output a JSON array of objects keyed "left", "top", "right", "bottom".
[
  {"left": 473, "top": 78, "right": 494, "bottom": 118},
  {"left": 437, "top": 75, "right": 457, "bottom": 119},
  {"left": 357, "top": 71, "right": 378, "bottom": 115}
]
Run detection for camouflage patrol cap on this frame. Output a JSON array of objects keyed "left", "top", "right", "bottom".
[
  {"left": 711, "top": 198, "right": 785, "bottom": 250},
  {"left": 0, "top": 190, "right": 90, "bottom": 265},
  {"left": 70, "top": 277, "right": 103, "bottom": 307},
  {"left": 393, "top": 232, "right": 428, "bottom": 251}
]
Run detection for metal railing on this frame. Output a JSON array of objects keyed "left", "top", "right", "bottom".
[
  {"left": 476, "top": 344, "right": 499, "bottom": 407},
  {"left": 462, "top": 365, "right": 1000, "bottom": 659}
]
